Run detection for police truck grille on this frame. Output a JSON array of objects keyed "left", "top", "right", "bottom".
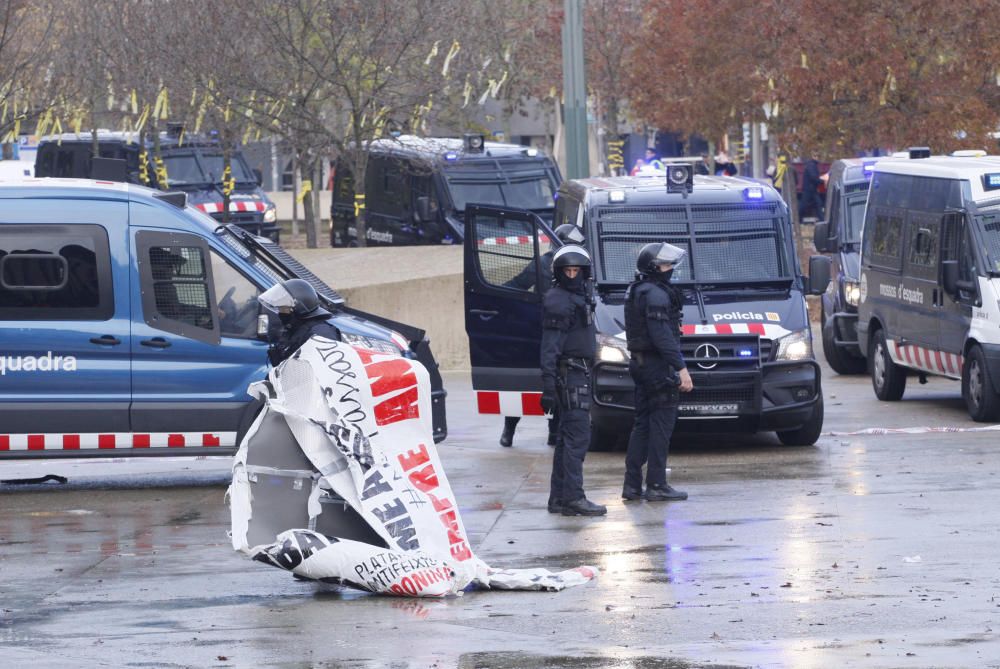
[
  {"left": 681, "top": 336, "right": 765, "bottom": 369},
  {"left": 210, "top": 212, "right": 261, "bottom": 224},
  {"left": 684, "top": 372, "right": 757, "bottom": 405}
]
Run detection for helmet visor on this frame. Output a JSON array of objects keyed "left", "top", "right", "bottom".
[
  {"left": 258, "top": 283, "right": 296, "bottom": 313},
  {"left": 654, "top": 242, "right": 686, "bottom": 267}
]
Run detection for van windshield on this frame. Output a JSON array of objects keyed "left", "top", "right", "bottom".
[
  {"left": 444, "top": 161, "right": 557, "bottom": 212},
  {"left": 163, "top": 151, "right": 256, "bottom": 187},
  {"left": 590, "top": 202, "right": 794, "bottom": 286},
  {"left": 974, "top": 211, "right": 1000, "bottom": 274},
  {"left": 844, "top": 198, "right": 867, "bottom": 244}
]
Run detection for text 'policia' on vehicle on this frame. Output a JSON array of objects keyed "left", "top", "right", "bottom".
[
  {"left": 330, "top": 134, "right": 561, "bottom": 247},
  {"left": 464, "top": 162, "right": 830, "bottom": 449},
  {"left": 0, "top": 178, "right": 446, "bottom": 458},
  {"left": 33, "top": 126, "right": 280, "bottom": 242}
]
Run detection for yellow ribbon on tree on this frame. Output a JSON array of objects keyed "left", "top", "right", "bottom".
[
  {"left": 354, "top": 193, "right": 366, "bottom": 217},
  {"left": 296, "top": 179, "right": 312, "bottom": 204},
  {"left": 138, "top": 147, "right": 150, "bottom": 185},
  {"left": 222, "top": 164, "right": 235, "bottom": 196}
]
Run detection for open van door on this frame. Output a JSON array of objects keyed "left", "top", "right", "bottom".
[{"left": 464, "top": 204, "right": 557, "bottom": 417}]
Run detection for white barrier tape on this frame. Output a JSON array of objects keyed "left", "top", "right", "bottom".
[{"left": 826, "top": 424, "right": 1000, "bottom": 436}]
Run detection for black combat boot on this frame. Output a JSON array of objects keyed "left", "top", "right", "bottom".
[
  {"left": 561, "top": 497, "right": 608, "bottom": 516},
  {"left": 547, "top": 498, "right": 563, "bottom": 514},
  {"left": 499, "top": 417, "right": 518, "bottom": 448},
  {"left": 645, "top": 484, "right": 688, "bottom": 502},
  {"left": 621, "top": 486, "right": 643, "bottom": 501}
]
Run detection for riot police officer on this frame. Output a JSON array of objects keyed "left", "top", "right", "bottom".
[
  {"left": 541, "top": 244, "right": 606, "bottom": 517},
  {"left": 258, "top": 278, "right": 342, "bottom": 365},
  {"left": 501, "top": 223, "right": 586, "bottom": 449},
  {"left": 622, "top": 242, "right": 693, "bottom": 502}
]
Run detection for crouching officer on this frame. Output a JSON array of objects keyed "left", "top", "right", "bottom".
[
  {"left": 622, "top": 243, "right": 693, "bottom": 502},
  {"left": 541, "top": 245, "right": 606, "bottom": 517},
  {"left": 258, "top": 278, "right": 342, "bottom": 365}
]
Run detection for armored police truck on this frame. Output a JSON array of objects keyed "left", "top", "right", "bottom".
[
  {"left": 814, "top": 157, "right": 885, "bottom": 373},
  {"left": 856, "top": 153, "right": 1000, "bottom": 421},
  {"left": 331, "top": 134, "right": 561, "bottom": 247},
  {"left": 35, "top": 130, "right": 280, "bottom": 242},
  {"left": 464, "top": 164, "right": 829, "bottom": 448}
]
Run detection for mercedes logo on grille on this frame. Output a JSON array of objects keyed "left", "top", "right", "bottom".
[{"left": 694, "top": 343, "right": 721, "bottom": 370}]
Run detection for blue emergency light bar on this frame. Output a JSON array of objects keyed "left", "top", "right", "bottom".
[
  {"left": 443, "top": 152, "right": 459, "bottom": 161},
  {"left": 983, "top": 173, "right": 1000, "bottom": 191},
  {"left": 737, "top": 348, "right": 754, "bottom": 358},
  {"left": 862, "top": 162, "right": 876, "bottom": 177},
  {"left": 743, "top": 186, "right": 765, "bottom": 201}
]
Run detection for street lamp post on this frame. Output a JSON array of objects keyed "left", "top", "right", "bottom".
[{"left": 562, "top": 0, "right": 589, "bottom": 179}]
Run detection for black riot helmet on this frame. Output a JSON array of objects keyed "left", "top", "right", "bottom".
[
  {"left": 636, "top": 242, "right": 686, "bottom": 277},
  {"left": 258, "top": 278, "right": 331, "bottom": 321},
  {"left": 551, "top": 244, "right": 592, "bottom": 291},
  {"left": 553, "top": 223, "right": 585, "bottom": 245}
]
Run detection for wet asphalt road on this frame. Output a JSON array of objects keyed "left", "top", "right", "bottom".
[{"left": 2, "top": 362, "right": 1000, "bottom": 669}]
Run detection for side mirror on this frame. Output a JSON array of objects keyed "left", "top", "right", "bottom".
[
  {"left": 942, "top": 260, "right": 958, "bottom": 297},
  {"left": 414, "top": 196, "right": 432, "bottom": 224},
  {"left": 807, "top": 255, "right": 832, "bottom": 295},
  {"left": 253, "top": 168, "right": 263, "bottom": 187},
  {"left": 813, "top": 221, "right": 829, "bottom": 252}
]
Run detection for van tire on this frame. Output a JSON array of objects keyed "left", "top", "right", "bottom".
[
  {"left": 777, "top": 395, "right": 824, "bottom": 446},
  {"left": 962, "top": 346, "right": 1000, "bottom": 422},
  {"left": 869, "top": 329, "right": 906, "bottom": 401},
  {"left": 821, "top": 306, "right": 866, "bottom": 375}
]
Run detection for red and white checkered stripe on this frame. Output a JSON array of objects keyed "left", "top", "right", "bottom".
[
  {"left": 477, "top": 235, "right": 550, "bottom": 246},
  {"left": 194, "top": 201, "right": 268, "bottom": 214},
  {"left": 0, "top": 432, "right": 237, "bottom": 452},
  {"left": 890, "top": 341, "right": 963, "bottom": 378},
  {"left": 681, "top": 322, "right": 791, "bottom": 338},
  {"left": 476, "top": 391, "right": 545, "bottom": 417}
]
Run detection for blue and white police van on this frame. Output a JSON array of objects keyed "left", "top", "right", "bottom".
[
  {"left": 463, "top": 164, "right": 829, "bottom": 448},
  {"left": 856, "top": 152, "right": 1000, "bottom": 421},
  {"left": 0, "top": 179, "right": 446, "bottom": 458}
]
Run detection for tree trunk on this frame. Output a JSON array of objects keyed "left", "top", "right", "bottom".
[
  {"left": 309, "top": 154, "right": 323, "bottom": 248},
  {"left": 222, "top": 130, "right": 233, "bottom": 224},
  {"left": 352, "top": 151, "right": 368, "bottom": 248},
  {"left": 302, "top": 152, "right": 319, "bottom": 249}
]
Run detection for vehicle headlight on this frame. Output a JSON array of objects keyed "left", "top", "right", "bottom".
[
  {"left": 775, "top": 328, "right": 813, "bottom": 361},
  {"left": 844, "top": 280, "right": 861, "bottom": 307},
  {"left": 340, "top": 331, "right": 402, "bottom": 357},
  {"left": 597, "top": 333, "right": 630, "bottom": 363},
  {"left": 263, "top": 206, "right": 277, "bottom": 223}
]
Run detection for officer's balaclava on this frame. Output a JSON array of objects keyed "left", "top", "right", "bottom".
[{"left": 559, "top": 266, "right": 587, "bottom": 293}]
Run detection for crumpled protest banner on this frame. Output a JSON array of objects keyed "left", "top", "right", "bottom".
[{"left": 229, "top": 337, "right": 597, "bottom": 597}]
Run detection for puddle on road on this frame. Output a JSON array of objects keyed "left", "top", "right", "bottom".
[{"left": 456, "top": 653, "right": 745, "bottom": 669}]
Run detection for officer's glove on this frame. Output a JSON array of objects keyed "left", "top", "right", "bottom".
[{"left": 540, "top": 382, "right": 557, "bottom": 413}]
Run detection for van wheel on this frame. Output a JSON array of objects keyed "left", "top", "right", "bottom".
[
  {"left": 777, "top": 395, "right": 824, "bottom": 446},
  {"left": 870, "top": 329, "right": 906, "bottom": 401},
  {"left": 962, "top": 346, "right": 1000, "bottom": 422},
  {"left": 821, "top": 306, "right": 866, "bottom": 375}
]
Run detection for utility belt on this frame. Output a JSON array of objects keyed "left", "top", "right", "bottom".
[
  {"left": 630, "top": 350, "right": 680, "bottom": 391},
  {"left": 556, "top": 357, "right": 591, "bottom": 411}
]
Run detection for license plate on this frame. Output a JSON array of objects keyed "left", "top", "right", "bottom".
[{"left": 679, "top": 403, "right": 739, "bottom": 415}]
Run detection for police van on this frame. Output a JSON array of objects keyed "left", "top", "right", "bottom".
[
  {"left": 35, "top": 130, "right": 280, "bottom": 242},
  {"left": 0, "top": 179, "right": 447, "bottom": 458},
  {"left": 463, "top": 164, "right": 829, "bottom": 447},
  {"left": 856, "top": 153, "right": 1000, "bottom": 421},
  {"left": 331, "top": 134, "right": 561, "bottom": 247},
  {"left": 814, "top": 157, "right": 888, "bottom": 373}
]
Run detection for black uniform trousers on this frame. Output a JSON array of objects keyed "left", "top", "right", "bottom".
[
  {"left": 549, "top": 366, "right": 590, "bottom": 504},
  {"left": 624, "top": 360, "right": 679, "bottom": 491}
]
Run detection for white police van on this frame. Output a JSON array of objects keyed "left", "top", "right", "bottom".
[{"left": 857, "top": 152, "right": 1000, "bottom": 420}]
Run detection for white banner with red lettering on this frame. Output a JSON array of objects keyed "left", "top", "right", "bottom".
[{"left": 229, "top": 337, "right": 597, "bottom": 596}]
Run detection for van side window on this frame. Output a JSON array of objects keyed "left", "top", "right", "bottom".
[
  {"left": 136, "top": 231, "right": 220, "bottom": 345},
  {"left": 0, "top": 224, "right": 113, "bottom": 321},
  {"left": 868, "top": 209, "right": 903, "bottom": 270},
  {"left": 905, "top": 213, "right": 940, "bottom": 277},
  {"left": 474, "top": 214, "right": 541, "bottom": 291},
  {"left": 210, "top": 250, "right": 261, "bottom": 339},
  {"left": 367, "top": 156, "right": 407, "bottom": 217},
  {"left": 333, "top": 162, "right": 355, "bottom": 207}
]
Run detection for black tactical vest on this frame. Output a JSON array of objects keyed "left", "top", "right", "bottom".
[{"left": 624, "top": 279, "right": 681, "bottom": 352}]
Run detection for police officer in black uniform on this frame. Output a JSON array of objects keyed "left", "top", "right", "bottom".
[
  {"left": 258, "top": 278, "right": 342, "bottom": 365},
  {"left": 500, "top": 223, "right": 587, "bottom": 448},
  {"left": 541, "top": 244, "right": 606, "bottom": 517},
  {"left": 622, "top": 242, "right": 693, "bottom": 502}
]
